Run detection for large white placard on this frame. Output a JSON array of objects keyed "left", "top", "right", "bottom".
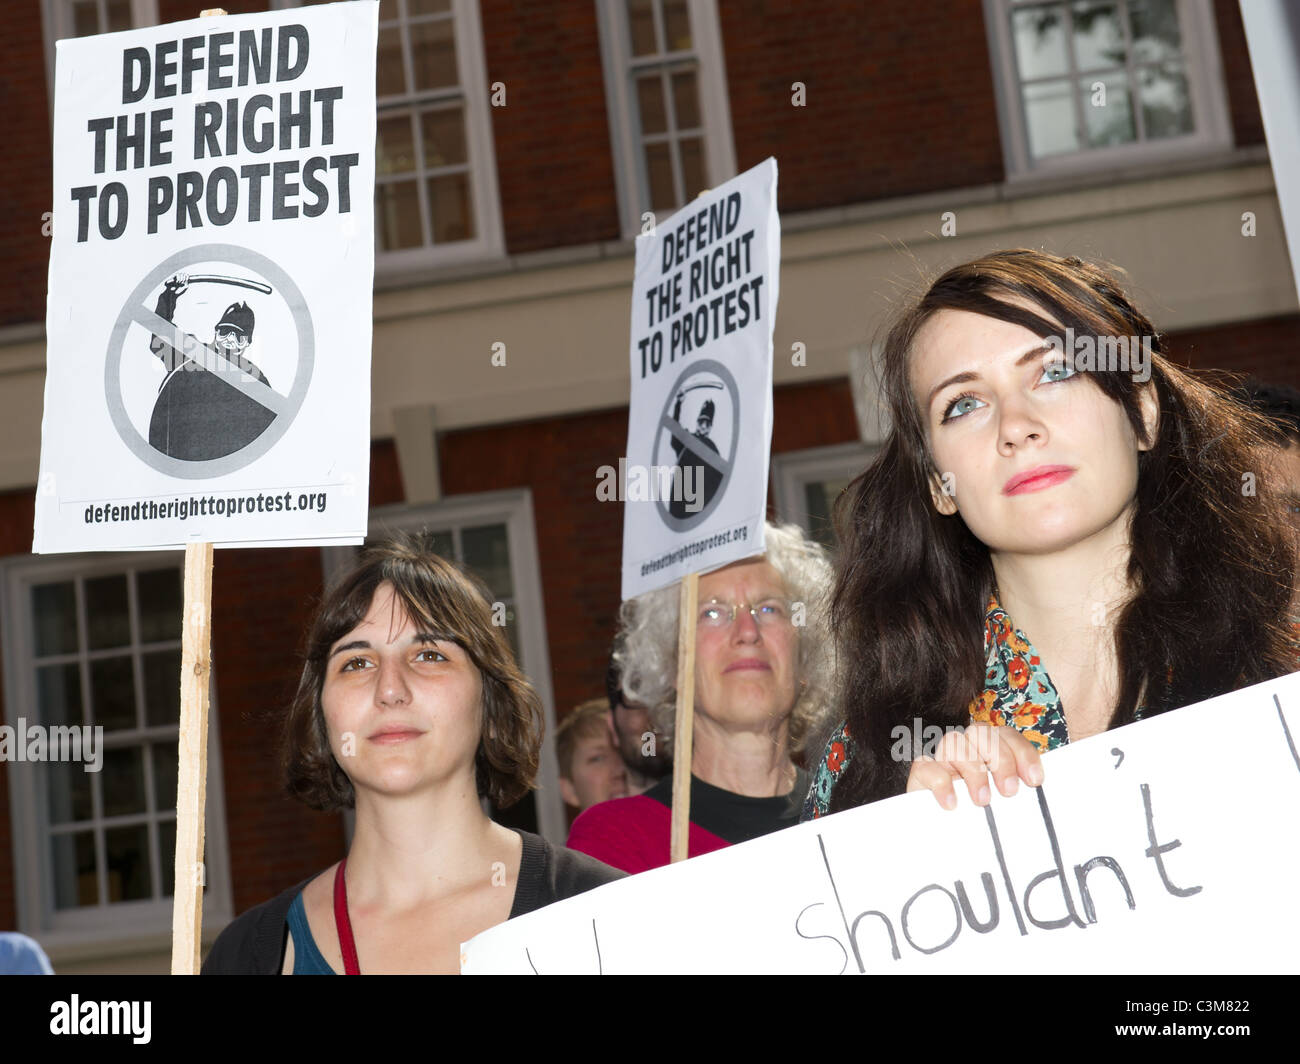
[
  {"left": 35, "top": 2, "right": 377, "bottom": 553},
  {"left": 463, "top": 671, "right": 1300, "bottom": 973},
  {"left": 619, "top": 158, "right": 779, "bottom": 600}
]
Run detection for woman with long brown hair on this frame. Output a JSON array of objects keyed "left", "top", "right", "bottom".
[{"left": 805, "top": 249, "right": 1296, "bottom": 818}]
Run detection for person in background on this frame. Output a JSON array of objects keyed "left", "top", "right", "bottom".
[
  {"left": 605, "top": 647, "right": 672, "bottom": 794},
  {"left": 567, "top": 522, "right": 837, "bottom": 874},
  {"left": 202, "top": 534, "right": 621, "bottom": 974},
  {"left": 0, "top": 932, "right": 54, "bottom": 974},
  {"left": 556, "top": 698, "right": 628, "bottom": 813},
  {"left": 805, "top": 249, "right": 1297, "bottom": 820}
]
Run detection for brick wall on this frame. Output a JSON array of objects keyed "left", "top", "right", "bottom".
[
  {"left": 481, "top": 0, "right": 621, "bottom": 253},
  {"left": 721, "top": 0, "right": 1005, "bottom": 212},
  {"left": 0, "top": 4, "right": 54, "bottom": 328},
  {"left": 1213, "top": 0, "right": 1266, "bottom": 148}
]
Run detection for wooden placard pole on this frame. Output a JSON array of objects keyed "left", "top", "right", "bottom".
[
  {"left": 669, "top": 571, "right": 699, "bottom": 863},
  {"left": 170, "top": 7, "right": 224, "bottom": 978},
  {"left": 171, "top": 542, "right": 214, "bottom": 972}
]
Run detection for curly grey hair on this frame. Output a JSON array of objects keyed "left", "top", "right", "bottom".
[{"left": 614, "top": 521, "right": 838, "bottom": 760}]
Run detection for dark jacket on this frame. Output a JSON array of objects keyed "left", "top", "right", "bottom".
[{"left": 201, "top": 830, "right": 623, "bottom": 974}]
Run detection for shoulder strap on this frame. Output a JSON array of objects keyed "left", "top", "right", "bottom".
[{"left": 333, "top": 859, "right": 361, "bottom": 975}]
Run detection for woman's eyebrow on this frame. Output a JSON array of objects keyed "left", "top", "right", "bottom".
[
  {"left": 328, "top": 639, "right": 370, "bottom": 659},
  {"left": 926, "top": 342, "right": 1055, "bottom": 409}
]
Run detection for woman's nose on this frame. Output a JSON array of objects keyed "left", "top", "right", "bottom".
[{"left": 375, "top": 658, "right": 411, "bottom": 706}]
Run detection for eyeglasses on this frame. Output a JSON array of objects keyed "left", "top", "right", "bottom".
[{"left": 697, "top": 598, "right": 791, "bottom": 629}]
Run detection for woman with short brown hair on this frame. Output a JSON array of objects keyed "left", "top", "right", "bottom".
[{"left": 203, "top": 533, "right": 620, "bottom": 974}]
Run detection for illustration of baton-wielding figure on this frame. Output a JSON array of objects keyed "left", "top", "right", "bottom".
[
  {"left": 148, "top": 272, "right": 277, "bottom": 461},
  {"left": 669, "top": 381, "right": 725, "bottom": 519}
]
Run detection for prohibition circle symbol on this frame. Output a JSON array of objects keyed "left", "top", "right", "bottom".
[
  {"left": 104, "top": 243, "right": 314, "bottom": 480},
  {"left": 654, "top": 358, "right": 740, "bottom": 532}
]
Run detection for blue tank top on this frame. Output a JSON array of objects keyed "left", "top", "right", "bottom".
[{"left": 286, "top": 892, "right": 336, "bottom": 975}]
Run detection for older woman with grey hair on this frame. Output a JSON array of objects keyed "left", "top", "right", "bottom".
[{"left": 567, "top": 522, "right": 837, "bottom": 874}]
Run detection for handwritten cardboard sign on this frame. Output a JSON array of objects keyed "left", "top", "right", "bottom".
[{"left": 463, "top": 671, "right": 1300, "bottom": 973}]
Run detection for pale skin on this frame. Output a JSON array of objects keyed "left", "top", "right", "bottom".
[
  {"left": 906, "top": 306, "right": 1159, "bottom": 809},
  {"left": 689, "top": 558, "right": 801, "bottom": 798},
  {"left": 281, "top": 583, "right": 522, "bottom": 975}
]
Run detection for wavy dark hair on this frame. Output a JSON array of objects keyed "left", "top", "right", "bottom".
[
  {"left": 830, "top": 248, "right": 1296, "bottom": 812},
  {"left": 283, "top": 532, "right": 543, "bottom": 811}
]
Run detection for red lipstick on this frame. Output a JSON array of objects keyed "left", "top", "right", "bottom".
[{"left": 1003, "top": 465, "right": 1075, "bottom": 496}]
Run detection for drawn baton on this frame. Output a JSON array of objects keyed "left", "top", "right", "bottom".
[{"left": 184, "top": 274, "right": 273, "bottom": 295}]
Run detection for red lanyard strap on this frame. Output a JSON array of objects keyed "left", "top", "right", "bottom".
[{"left": 333, "top": 858, "right": 361, "bottom": 975}]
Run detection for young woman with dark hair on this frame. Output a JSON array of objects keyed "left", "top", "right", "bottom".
[
  {"left": 203, "top": 534, "right": 621, "bottom": 974},
  {"left": 804, "top": 248, "right": 1297, "bottom": 819}
]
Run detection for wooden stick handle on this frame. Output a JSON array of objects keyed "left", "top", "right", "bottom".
[
  {"left": 669, "top": 572, "right": 698, "bottom": 863},
  {"left": 170, "top": 542, "right": 214, "bottom": 974}
]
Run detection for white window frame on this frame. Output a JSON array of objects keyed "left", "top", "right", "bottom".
[
  {"left": 41, "top": 0, "right": 159, "bottom": 123},
  {"left": 772, "top": 442, "right": 877, "bottom": 547},
  {"left": 597, "top": 0, "right": 737, "bottom": 238},
  {"left": 276, "top": 0, "right": 505, "bottom": 271},
  {"left": 1, "top": 550, "right": 232, "bottom": 956},
  {"left": 983, "top": 0, "right": 1233, "bottom": 181},
  {"left": 321, "top": 488, "right": 565, "bottom": 846}
]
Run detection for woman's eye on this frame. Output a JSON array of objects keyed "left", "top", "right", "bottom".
[
  {"left": 941, "top": 393, "right": 984, "bottom": 422},
  {"left": 415, "top": 647, "right": 447, "bottom": 663},
  {"left": 340, "top": 656, "right": 371, "bottom": 672},
  {"left": 1040, "top": 360, "right": 1077, "bottom": 383}
]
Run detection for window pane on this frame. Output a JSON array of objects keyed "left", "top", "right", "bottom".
[
  {"left": 377, "top": 181, "right": 424, "bottom": 249},
  {"left": 37, "top": 663, "right": 84, "bottom": 728},
  {"left": 106, "top": 824, "right": 151, "bottom": 902},
  {"left": 428, "top": 173, "right": 474, "bottom": 242},
  {"left": 103, "top": 747, "right": 147, "bottom": 817},
  {"left": 136, "top": 568, "right": 182, "bottom": 643},
  {"left": 152, "top": 742, "right": 179, "bottom": 812},
  {"left": 143, "top": 649, "right": 182, "bottom": 727},
  {"left": 428, "top": 530, "right": 455, "bottom": 558},
  {"left": 1012, "top": 3, "right": 1069, "bottom": 80},
  {"left": 680, "top": 136, "right": 706, "bottom": 201},
  {"left": 33, "top": 582, "right": 78, "bottom": 656},
  {"left": 52, "top": 831, "right": 97, "bottom": 909},
  {"left": 637, "top": 74, "right": 667, "bottom": 135},
  {"left": 378, "top": 114, "right": 417, "bottom": 175},
  {"left": 645, "top": 141, "right": 676, "bottom": 213},
  {"left": 90, "top": 655, "right": 137, "bottom": 731},
  {"left": 160, "top": 819, "right": 177, "bottom": 897},
  {"left": 627, "top": 0, "right": 657, "bottom": 55},
  {"left": 408, "top": 0, "right": 451, "bottom": 13},
  {"left": 72, "top": 0, "right": 99, "bottom": 37},
  {"left": 1140, "top": 63, "right": 1193, "bottom": 139},
  {"left": 1129, "top": 0, "right": 1181, "bottom": 64},
  {"left": 663, "top": 0, "right": 692, "bottom": 51},
  {"left": 671, "top": 69, "right": 700, "bottom": 130},
  {"left": 377, "top": 27, "right": 406, "bottom": 97},
  {"left": 804, "top": 478, "right": 851, "bottom": 551},
  {"left": 1081, "top": 75, "right": 1135, "bottom": 146},
  {"left": 1071, "top": 2, "right": 1125, "bottom": 70},
  {"left": 47, "top": 760, "right": 94, "bottom": 824},
  {"left": 409, "top": 18, "right": 458, "bottom": 91},
  {"left": 106, "top": 0, "right": 132, "bottom": 33},
  {"left": 85, "top": 574, "right": 130, "bottom": 650},
  {"left": 421, "top": 107, "right": 467, "bottom": 168},
  {"left": 1023, "top": 79, "right": 1079, "bottom": 158},
  {"left": 461, "top": 525, "right": 513, "bottom": 600}
]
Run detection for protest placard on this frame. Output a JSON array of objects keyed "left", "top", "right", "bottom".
[
  {"left": 618, "top": 157, "right": 779, "bottom": 602},
  {"left": 615, "top": 158, "right": 780, "bottom": 859},
  {"left": 462, "top": 670, "right": 1300, "bottom": 973},
  {"left": 35, "top": 1, "right": 377, "bottom": 553}
]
